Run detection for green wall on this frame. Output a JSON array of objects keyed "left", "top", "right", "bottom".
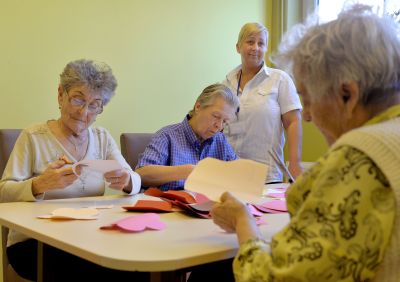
[
  {"left": 0, "top": 0, "right": 264, "bottom": 141},
  {"left": 0, "top": 0, "right": 326, "bottom": 161},
  {"left": 286, "top": 0, "right": 328, "bottom": 161},
  {"left": 265, "top": 0, "right": 328, "bottom": 161}
]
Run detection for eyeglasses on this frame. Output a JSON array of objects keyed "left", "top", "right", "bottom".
[{"left": 64, "top": 91, "right": 103, "bottom": 114}]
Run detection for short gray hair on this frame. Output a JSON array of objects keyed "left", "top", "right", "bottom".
[
  {"left": 189, "top": 83, "right": 239, "bottom": 117},
  {"left": 272, "top": 4, "right": 400, "bottom": 105},
  {"left": 59, "top": 59, "right": 117, "bottom": 105},
  {"left": 237, "top": 22, "right": 269, "bottom": 47}
]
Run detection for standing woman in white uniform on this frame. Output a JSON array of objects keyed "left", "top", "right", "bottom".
[{"left": 223, "top": 22, "right": 303, "bottom": 183}]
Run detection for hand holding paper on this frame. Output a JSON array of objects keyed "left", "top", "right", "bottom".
[
  {"left": 72, "top": 160, "right": 123, "bottom": 176},
  {"left": 184, "top": 158, "right": 267, "bottom": 203},
  {"left": 71, "top": 160, "right": 130, "bottom": 190}
]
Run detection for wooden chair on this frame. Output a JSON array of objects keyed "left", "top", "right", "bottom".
[
  {"left": 0, "top": 129, "right": 32, "bottom": 282},
  {"left": 120, "top": 133, "right": 154, "bottom": 169}
]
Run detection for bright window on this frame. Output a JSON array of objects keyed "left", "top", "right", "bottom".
[{"left": 317, "top": 0, "right": 400, "bottom": 23}]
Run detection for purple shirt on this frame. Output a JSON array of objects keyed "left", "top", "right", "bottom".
[{"left": 137, "top": 116, "right": 238, "bottom": 190}]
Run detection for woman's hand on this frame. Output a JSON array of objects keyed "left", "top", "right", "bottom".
[
  {"left": 211, "top": 192, "right": 263, "bottom": 244},
  {"left": 211, "top": 192, "right": 250, "bottom": 233},
  {"left": 32, "top": 160, "right": 78, "bottom": 195},
  {"left": 104, "top": 169, "right": 131, "bottom": 191}
]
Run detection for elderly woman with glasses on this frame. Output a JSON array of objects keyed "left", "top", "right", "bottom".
[
  {"left": 190, "top": 4, "right": 400, "bottom": 282},
  {"left": 0, "top": 59, "right": 143, "bottom": 281}
]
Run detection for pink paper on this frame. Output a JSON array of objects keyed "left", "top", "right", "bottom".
[
  {"left": 247, "top": 204, "right": 264, "bottom": 217},
  {"left": 192, "top": 191, "right": 211, "bottom": 204},
  {"left": 267, "top": 192, "right": 286, "bottom": 198},
  {"left": 255, "top": 217, "right": 267, "bottom": 225},
  {"left": 115, "top": 213, "right": 166, "bottom": 232},
  {"left": 261, "top": 200, "right": 287, "bottom": 212},
  {"left": 252, "top": 204, "right": 281, "bottom": 214}
]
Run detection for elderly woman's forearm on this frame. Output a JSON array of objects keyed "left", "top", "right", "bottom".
[
  {"left": 135, "top": 165, "right": 193, "bottom": 187},
  {"left": 235, "top": 212, "right": 263, "bottom": 245}
]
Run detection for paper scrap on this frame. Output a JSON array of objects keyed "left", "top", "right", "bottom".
[
  {"left": 85, "top": 205, "right": 114, "bottom": 209},
  {"left": 37, "top": 207, "right": 99, "bottom": 220},
  {"left": 185, "top": 158, "right": 267, "bottom": 203}
]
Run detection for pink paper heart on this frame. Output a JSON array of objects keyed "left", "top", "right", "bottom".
[
  {"left": 261, "top": 200, "right": 287, "bottom": 212},
  {"left": 115, "top": 213, "right": 166, "bottom": 232}
]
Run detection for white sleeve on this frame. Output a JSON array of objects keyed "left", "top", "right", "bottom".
[
  {"left": 103, "top": 129, "right": 141, "bottom": 194},
  {"left": 278, "top": 72, "right": 302, "bottom": 114}
]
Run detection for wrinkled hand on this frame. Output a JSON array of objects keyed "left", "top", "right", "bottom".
[
  {"left": 32, "top": 160, "right": 78, "bottom": 195},
  {"left": 210, "top": 192, "right": 250, "bottom": 233},
  {"left": 104, "top": 169, "right": 131, "bottom": 191}
]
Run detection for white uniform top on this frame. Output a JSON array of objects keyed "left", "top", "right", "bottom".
[{"left": 223, "top": 64, "right": 302, "bottom": 182}]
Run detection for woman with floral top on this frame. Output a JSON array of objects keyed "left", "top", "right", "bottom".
[{"left": 191, "top": 4, "right": 400, "bottom": 282}]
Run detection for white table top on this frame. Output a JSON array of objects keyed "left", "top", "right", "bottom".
[{"left": 0, "top": 194, "right": 289, "bottom": 272}]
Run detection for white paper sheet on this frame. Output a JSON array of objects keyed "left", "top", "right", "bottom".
[
  {"left": 184, "top": 158, "right": 267, "bottom": 203},
  {"left": 72, "top": 160, "right": 123, "bottom": 176}
]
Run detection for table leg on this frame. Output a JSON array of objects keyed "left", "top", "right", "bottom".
[
  {"left": 37, "top": 241, "right": 43, "bottom": 282},
  {"left": 150, "top": 271, "right": 187, "bottom": 282}
]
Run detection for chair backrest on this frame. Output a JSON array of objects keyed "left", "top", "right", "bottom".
[
  {"left": 2, "top": 226, "right": 9, "bottom": 282},
  {"left": 0, "top": 129, "right": 22, "bottom": 177},
  {"left": 120, "top": 133, "right": 154, "bottom": 169},
  {"left": 0, "top": 129, "right": 23, "bottom": 281},
  {"left": 1, "top": 129, "right": 34, "bottom": 282}
]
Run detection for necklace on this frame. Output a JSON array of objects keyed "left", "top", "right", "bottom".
[{"left": 57, "top": 120, "right": 88, "bottom": 158}]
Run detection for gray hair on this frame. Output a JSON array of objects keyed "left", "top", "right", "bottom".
[
  {"left": 188, "top": 83, "right": 239, "bottom": 117},
  {"left": 237, "top": 22, "right": 269, "bottom": 47},
  {"left": 272, "top": 4, "right": 400, "bottom": 105},
  {"left": 59, "top": 59, "right": 117, "bottom": 105}
]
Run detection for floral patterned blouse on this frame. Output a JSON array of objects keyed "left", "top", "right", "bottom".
[{"left": 233, "top": 108, "right": 398, "bottom": 282}]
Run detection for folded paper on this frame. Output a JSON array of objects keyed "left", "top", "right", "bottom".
[
  {"left": 72, "top": 160, "right": 123, "bottom": 176},
  {"left": 144, "top": 188, "right": 196, "bottom": 204},
  {"left": 123, "top": 200, "right": 173, "bottom": 212},
  {"left": 144, "top": 188, "right": 214, "bottom": 218},
  {"left": 185, "top": 158, "right": 267, "bottom": 203}
]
